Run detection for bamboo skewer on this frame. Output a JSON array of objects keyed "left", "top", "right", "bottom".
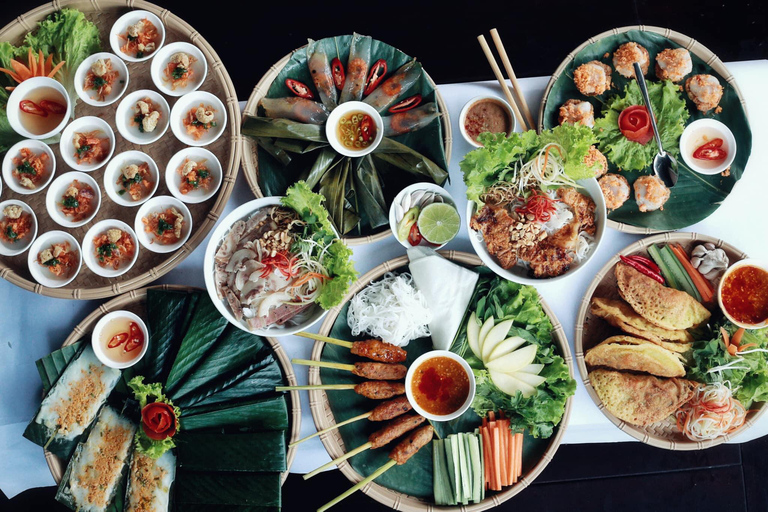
[
  {"left": 317, "top": 460, "right": 397, "bottom": 512},
  {"left": 296, "top": 331, "right": 354, "bottom": 348},
  {"left": 289, "top": 412, "right": 371, "bottom": 447},
  {"left": 276, "top": 384, "right": 357, "bottom": 392},
  {"left": 304, "top": 442, "right": 373, "bottom": 480},
  {"left": 293, "top": 358, "right": 356, "bottom": 372},
  {"left": 489, "top": 28, "right": 536, "bottom": 131},
  {"left": 477, "top": 35, "right": 528, "bottom": 132}
]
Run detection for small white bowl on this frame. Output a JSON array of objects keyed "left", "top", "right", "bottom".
[
  {"left": 2, "top": 139, "right": 56, "bottom": 195},
  {"left": 104, "top": 151, "right": 160, "bottom": 207},
  {"left": 405, "top": 350, "right": 476, "bottom": 422},
  {"left": 0, "top": 200, "right": 37, "bottom": 256},
  {"left": 82, "top": 219, "right": 140, "bottom": 278},
  {"left": 718, "top": 259, "right": 768, "bottom": 329},
  {"left": 150, "top": 41, "right": 208, "bottom": 97},
  {"left": 680, "top": 119, "right": 737, "bottom": 175},
  {"left": 325, "top": 101, "right": 384, "bottom": 157},
  {"left": 6, "top": 77, "right": 71, "bottom": 140},
  {"left": 91, "top": 310, "right": 149, "bottom": 369},
  {"left": 27, "top": 230, "right": 81, "bottom": 288},
  {"left": 134, "top": 196, "right": 192, "bottom": 254},
  {"left": 165, "top": 147, "right": 222, "bottom": 204},
  {"left": 59, "top": 116, "right": 115, "bottom": 172},
  {"left": 115, "top": 89, "right": 170, "bottom": 145},
  {"left": 169, "top": 90, "right": 226, "bottom": 147},
  {"left": 389, "top": 182, "right": 457, "bottom": 250},
  {"left": 45, "top": 172, "right": 101, "bottom": 228},
  {"left": 109, "top": 10, "right": 165, "bottom": 63},
  {"left": 74, "top": 52, "right": 130, "bottom": 107},
  {"left": 459, "top": 95, "right": 517, "bottom": 148}
]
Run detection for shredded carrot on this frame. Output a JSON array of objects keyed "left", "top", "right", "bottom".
[
  {"left": 721, "top": 327, "right": 730, "bottom": 349},
  {"left": 739, "top": 343, "right": 758, "bottom": 352},
  {"left": 731, "top": 328, "right": 745, "bottom": 347},
  {"left": 728, "top": 344, "right": 738, "bottom": 356}
]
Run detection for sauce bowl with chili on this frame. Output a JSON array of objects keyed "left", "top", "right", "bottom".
[
  {"left": 326, "top": 101, "right": 384, "bottom": 157},
  {"left": 406, "top": 350, "right": 476, "bottom": 422},
  {"left": 718, "top": 259, "right": 768, "bottom": 329},
  {"left": 6, "top": 77, "right": 71, "bottom": 140},
  {"left": 680, "top": 119, "right": 736, "bottom": 176},
  {"left": 459, "top": 96, "right": 516, "bottom": 148},
  {"left": 92, "top": 310, "right": 149, "bottom": 369}
]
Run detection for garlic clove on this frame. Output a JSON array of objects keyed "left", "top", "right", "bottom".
[
  {"left": 410, "top": 189, "right": 426, "bottom": 205},
  {"left": 394, "top": 202, "right": 404, "bottom": 223},
  {"left": 401, "top": 193, "right": 411, "bottom": 212}
]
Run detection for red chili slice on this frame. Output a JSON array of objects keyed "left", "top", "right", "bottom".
[
  {"left": 285, "top": 78, "right": 314, "bottom": 100},
  {"left": 693, "top": 138, "right": 727, "bottom": 161},
  {"left": 618, "top": 105, "right": 653, "bottom": 145},
  {"left": 124, "top": 337, "right": 143, "bottom": 352},
  {"left": 363, "top": 59, "right": 387, "bottom": 96},
  {"left": 19, "top": 100, "right": 48, "bottom": 117},
  {"left": 107, "top": 332, "right": 129, "bottom": 348},
  {"left": 39, "top": 99, "right": 66, "bottom": 115},
  {"left": 407, "top": 222, "right": 422, "bottom": 246},
  {"left": 360, "top": 114, "right": 375, "bottom": 142},
  {"left": 388, "top": 94, "right": 422, "bottom": 113},
  {"left": 331, "top": 57, "right": 345, "bottom": 90}
]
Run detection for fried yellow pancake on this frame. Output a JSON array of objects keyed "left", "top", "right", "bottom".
[
  {"left": 615, "top": 263, "right": 711, "bottom": 330},
  {"left": 585, "top": 335, "right": 686, "bottom": 377},
  {"left": 589, "top": 369, "right": 696, "bottom": 426}
]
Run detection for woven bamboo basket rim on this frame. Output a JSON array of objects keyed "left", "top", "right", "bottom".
[
  {"left": 575, "top": 232, "right": 767, "bottom": 450},
  {"left": 44, "top": 284, "right": 300, "bottom": 485},
  {"left": 0, "top": 0, "right": 242, "bottom": 299},
  {"left": 239, "top": 39, "right": 453, "bottom": 247},
  {"left": 307, "top": 250, "right": 573, "bottom": 511},
  {"left": 537, "top": 25, "right": 749, "bottom": 235}
]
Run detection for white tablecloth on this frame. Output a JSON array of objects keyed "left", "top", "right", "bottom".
[{"left": 1, "top": 59, "right": 766, "bottom": 499}]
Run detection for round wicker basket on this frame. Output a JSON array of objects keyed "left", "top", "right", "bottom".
[
  {"left": 240, "top": 41, "right": 452, "bottom": 247},
  {"left": 575, "top": 232, "right": 767, "bottom": 450},
  {"left": 537, "top": 25, "right": 749, "bottom": 234},
  {"left": 308, "top": 251, "right": 573, "bottom": 510},
  {"left": 44, "top": 284, "right": 300, "bottom": 485},
  {"left": 0, "top": 0, "right": 241, "bottom": 298}
]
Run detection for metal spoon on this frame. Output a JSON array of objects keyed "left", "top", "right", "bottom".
[{"left": 633, "top": 62, "right": 678, "bottom": 187}]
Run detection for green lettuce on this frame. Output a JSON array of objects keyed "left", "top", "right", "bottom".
[
  {"left": 128, "top": 376, "right": 181, "bottom": 459},
  {"left": 594, "top": 80, "right": 689, "bottom": 171},
  {"left": 538, "top": 124, "right": 600, "bottom": 180}
]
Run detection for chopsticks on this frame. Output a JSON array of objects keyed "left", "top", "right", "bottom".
[{"left": 477, "top": 29, "right": 536, "bottom": 132}]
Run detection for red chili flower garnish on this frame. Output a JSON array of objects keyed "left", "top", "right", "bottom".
[
  {"left": 515, "top": 190, "right": 559, "bottom": 223},
  {"left": 618, "top": 105, "right": 654, "bottom": 145},
  {"left": 141, "top": 402, "right": 177, "bottom": 440}
]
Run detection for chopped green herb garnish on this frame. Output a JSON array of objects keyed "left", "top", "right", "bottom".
[
  {"left": 76, "top": 145, "right": 92, "bottom": 157},
  {"left": 197, "top": 169, "right": 210, "bottom": 179},
  {"left": 118, "top": 189, "right": 126, "bottom": 195},
  {"left": 157, "top": 218, "right": 173, "bottom": 235},
  {"left": 171, "top": 66, "right": 187, "bottom": 80},
  {"left": 92, "top": 76, "right": 107, "bottom": 89},
  {"left": 134, "top": 115, "right": 145, "bottom": 133},
  {"left": 97, "top": 242, "right": 118, "bottom": 261},
  {"left": 136, "top": 51, "right": 144, "bottom": 58},
  {"left": 16, "top": 161, "right": 36, "bottom": 175},
  {"left": 188, "top": 180, "right": 199, "bottom": 188},
  {"left": 43, "top": 258, "right": 60, "bottom": 267},
  {"left": 62, "top": 196, "right": 79, "bottom": 209},
  {"left": 5, "top": 226, "right": 17, "bottom": 240},
  {"left": 127, "top": 34, "right": 138, "bottom": 42}
]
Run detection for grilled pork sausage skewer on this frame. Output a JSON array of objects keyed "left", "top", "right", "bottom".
[
  {"left": 292, "top": 358, "right": 407, "bottom": 380},
  {"left": 296, "top": 331, "right": 408, "bottom": 363},
  {"left": 275, "top": 380, "right": 405, "bottom": 400}
]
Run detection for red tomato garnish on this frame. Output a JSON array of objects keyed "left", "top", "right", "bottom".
[
  {"left": 141, "top": 402, "right": 177, "bottom": 440},
  {"left": 363, "top": 59, "right": 387, "bottom": 96},
  {"left": 19, "top": 100, "right": 48, "bottom": 117},
  {"left": 285, "top": 78, "right": 314, "bottom": 99},
  {"left": 331, "top": 57, "right": 345, "bottom": 90},
  {"left": 39, "top": 100, "right": 66, "bottom": 115},
  {"left": 360, "top": 114, "right": 375, "bottom": 142},
  {"left": 107, "top": 332, "right": 128, "bottom": 348},
  {"left": 407, "top": 222, "right": 423, "bottom": 246},
  {"left": 693, "top": 138, "right": 727, "bottom": 161},
  {"left": 389, "top": 94, "right": 422, "bottom": 113},
  {"left": 618, "top": 105, "right": 654, "bottom": 144}
]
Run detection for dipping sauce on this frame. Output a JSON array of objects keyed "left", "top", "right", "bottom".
[
  {"left": 411, "top": 356, "right": 470, "bottom": 416},
  {"left": 687, "top": 127, "right": 729, "bottom": 170},
  {"left": 100, "top": 317, "right": 145, "bottom": 364},
  {"left": 336, "top": 110, "right": 376, "bottom": 151},
  {"left": 721, "top": 265, "right": 768, "bottom": 325},
  {"left": 19, "top": 86, "right": 67, "bottom": 136},
  {"left": 464, "top": 98, "right": 512, "bottom": 143}
]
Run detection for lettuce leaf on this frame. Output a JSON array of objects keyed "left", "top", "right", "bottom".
[
  {"left": 282, "top": 180, "right": 336, "bottom": 236},
  {"left": 538, "top": 124, "right": 600, "bottom": 180},
  {"left": 316, "top": 240, "right": 356, "bottom": 309},
  {"left": 594, "top": 80, "right": 689, "bottom": 171},
  {"left": 128, "top": 376, "right": 181, "bottom": 459}
]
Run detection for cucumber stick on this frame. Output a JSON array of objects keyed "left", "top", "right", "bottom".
[
  {"left": 460, "top": 434, "right": 471, "bottom": 505},
  {"left": 445, "top": 437, "right": 459, "bottom": 503},
  {"left": 432, "top": 440, "right": 454, "bottom": 506},
  {"left": 468, "top": 435, "right": 482, "bottom": 503},
  {"left": 433, "top": 433, "right": 484, "bottom": 506},
  {"left": 660, "top": 246, "right": 702, "bottom": 302},
  {"left": 647, "top": 245, "right": 681, "bottom": 290}
]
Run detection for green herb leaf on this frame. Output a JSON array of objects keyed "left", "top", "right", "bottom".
[{"left": 16, "top": 160, "right": 36, "bottom": 175}]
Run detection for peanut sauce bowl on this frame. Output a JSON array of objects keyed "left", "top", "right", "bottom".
[
  {"left": 405, "top": 349, "right": 476, "bottom": 422},
  {"left": 717, "top": 258, "right": 768, "bottom": 329}
]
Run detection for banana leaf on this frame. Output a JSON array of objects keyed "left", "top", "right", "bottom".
[
  {"left": 353, "top": 156, "right": 389, "bottom": 230},
  {"left": 174, "top": 471, "right": 282, "bottom": 508},
  {"left": 541, "top": 29, "right": 751, "bottom": 230},
  {"left": 256, "top": 137, "right": 292, "bottom": 166},
  {"left": 180, "top": 396, "right": 288, "bottom": 432},
  {"left": 273, "top": 139, "right": 329, "bottom": 154},
  {"left": 242, "top": 116, "right": 327, "bottom": 142},
  {"left": 179, "top": 506, "right": 279, "bottom": 512},
  {"left": 35, "top": 340, "right": 85, "bottom": 394},
  {"left": 177, "top": 431, "right": 286, "bottom": 472},
  {"left": 373, "top": 137, "right": 449, "bottom": 185},
  {"left": 305, "top": 149, "right": 339, "bottom": 189}
]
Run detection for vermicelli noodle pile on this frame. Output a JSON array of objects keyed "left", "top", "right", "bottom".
[{"left": 675, "top": 381, "right": 747, "bottom": 441}]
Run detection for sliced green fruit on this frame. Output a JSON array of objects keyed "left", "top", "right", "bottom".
[
  {"left": 512, "top": 371, "right": 546, "bottom": 388},
  {"left": 480, "top": 320, "right": 514, "bottom": 362},
  {"left": 477, "top": 316, "right": 495, "bottom": 357},
  {"left": 486, "top": 344, "right": 537, "bottom": 373},
  {"left": 397, "top": 207, "right": 420, "bottom": 241},
  {"left": 489, "top": 370, "right": 537, "bottom": 398},
  {"left": 466, "top": 312, "right": 481, "bottom": 359},
  {"left": 417, "top": 202, "right": 460, "bottom": 245},
  {"left": 518, "top": 363, "right": 545, "bottom": 375},
  {"left": 487, "top": 336, "right": 526, "bottom": 363}
]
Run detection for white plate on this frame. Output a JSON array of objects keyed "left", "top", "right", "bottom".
[
  {"left": 134, "top": 196, "right": 192, "bottom": 254},
  {"left": 389, "top": 182, "right": 457, "bottom": 250},
  {"left": 74, "top": 52, "right": 130, "bottom": 107},
  {"left": 467, "top": 178, "right": 607, "bottom": 284},
  {"left": 114, "top": 90, "right": 170, "bottom": 145},
  {"left": 27, "top": 230, "right": 81, "bottom": 288},
  {"left": 109, "top": 10, "right": 165, "bottom": 63},
  {"left": 91, "top": 310, "right": 149, "bottom": 369},
  {"left": 165, "top": 147, "right": 222, "bottom": 204},
  {"left": 0, "top": 199, "right": 37, "bottom": 256},
  {"left": 2, "top": 139, "right": 56, "bottom": 195},
  {"left": 82, "top": 219, "right": 140, "bottom": 278},
  {"left": 202, "top": 197, "right": 329, "bottom": 337},
  {"left": 45, "top": 172, "right": 101, "bottom": 228},
  {"left": 169, "top": 90, "right": 226, "bottom": 147},
  {"left": 103, "top": 151, "right": 160, "bottom": 207},
  {"left": 59, "top": 116, "right": 115, "bottom": 172},
  {"left": 6, "top": 77, "right": 71, "bottom": 140},
  {"left": 150, "top": 41, "right": 207, "bottom": 97}
]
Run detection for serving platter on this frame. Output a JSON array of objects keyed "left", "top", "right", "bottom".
[
  {"left": 240, "top": 35, "right": 452, "bottom": 246},
  {"left": 575, "top": 232, "right": 767, "bottom": 450},
  {"left": 0, "top": 0, "right": 241, "bottom": 298},
  {"left": 539, "top": 25, "right": 752, "bottom": 234},
  {"left": 308, "top": 251, "right": 573, "bottom": 510}
]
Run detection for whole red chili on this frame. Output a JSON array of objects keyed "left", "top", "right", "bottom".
[
  {"left": 141, "top": 402, "right": 177, "bottom": 440},
  {"left": 619, "top": 255, "right": 665, "bottom": 284}
]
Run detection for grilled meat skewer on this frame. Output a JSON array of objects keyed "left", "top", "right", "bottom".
[
  {"left": 296, "top": 332, "right": 407, "bottom": 363},
  {"left": 292, "top": 359, "right": 408, "bottom": 380},
  {"left": 275, "top": 380, "right": 405, "bottom": 400}
]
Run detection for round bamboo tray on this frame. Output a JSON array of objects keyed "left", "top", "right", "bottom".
[
  {"left": 308, "top": 251, "right": 574, "bottom": 510},
  {"left": 240, "top": 41, "right": 452, "bottom": 247},
  {"left": 0, "top": 1, "right": 241, "bottom": 298},
  {"left": 44, "top": 284, "right": 300, "bottom": 485},
  {"left": 575, "top": 232, "right": 767, "bottom": 450},
  {"left": 537, "top": 25, "right": 749, "bottom": 234}
]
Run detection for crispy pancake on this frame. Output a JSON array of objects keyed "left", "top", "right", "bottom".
[
  {"left": 615, "top": 263, "right": 711, "bottom": 330},
  {"left": 590, "top": 297, "right": 693, "bottom": 351},
  {"left": 585, "top": 335, "right": 686, "bottom": 377},
  {"left": 589, "top": 369, "right": 697, "bottom": 426}
]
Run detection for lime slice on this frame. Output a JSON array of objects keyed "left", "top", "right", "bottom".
[{"left": 417, "top": 203, "right": 460, "bottom": 245}]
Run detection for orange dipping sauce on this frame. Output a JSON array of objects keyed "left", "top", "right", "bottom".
[
  {"left": 721, "top": 265, "right": 768, "bottom": 325},
  {"left": 411, "top": 356, "right": 470, "bottom": 416}
]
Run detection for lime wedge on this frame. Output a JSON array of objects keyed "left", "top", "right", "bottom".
[{"left": 417, "top": 203, "right": 460, "bottom": 245}]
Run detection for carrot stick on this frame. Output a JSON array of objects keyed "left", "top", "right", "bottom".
[
  {"left": 488, "top": 411, "right": 496, "bottom": 422},
  {"left": 507, "top": 421, "right": 514, "bottom": 484},
  {"left": 671, "top": 244, "right": 714, "bottom": 302},
  {"left": 481, "top": 426, "right": 491, "bottom": 490},
  {"left": 37, "top": 50, "right": 44, "bottom": 76},
  {"left": 498, "top": 421, "right": 508, "bottom": 486},
  {"left": 515, "top": 433, "right": 523, "bottom": 481},
  {"left": 28, "top": 48, "right": 36, "bottom": 77},
  {"left": 721, "top": 327, "right": 730, "bottom": 349},
  {"left": 739, "top": 343, "right": 758, "bottom": 352},
  {"left": 731, "top": 328, "right": 745, "bottom": 347},
  {"left": 48, "top": 60, "right": 65, "bottom": 78},
  {"left": 10, "top": 59, "right": 31, "bottom": 80},
  {"left": 0, "top": 68, "right": 22, "bottom": 83},
  {"left": 492, "top": 425, "right": 502, "bottom": 490}
]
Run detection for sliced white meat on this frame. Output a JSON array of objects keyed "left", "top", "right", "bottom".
[
  {"left": 215, "top": 221, "right": 245, "bottom": 264},
  {"left": 247, "top": 302, "right": 313, "bottom": 330},
  {"left": 226, "top": 249, "right": 257, "bottom": 273},
  {"left": 235, "top": 260, "right": 263, "bottom": 291},
  {"left": 224, "top": 287, "right": 243, "bottom": 320},
  {"left": 258, "top": 291, "right": 293, "bottom": 318},
  {"left": 214, "top": 264, "right": 228, "bottom": 299}
]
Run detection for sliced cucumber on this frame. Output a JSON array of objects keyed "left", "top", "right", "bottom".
[
  {"left": 647, "top": 245, "right": 680, "bottom": 290},
  {"left": 661, "top": 246, "right": 702, "bottom": 302}
]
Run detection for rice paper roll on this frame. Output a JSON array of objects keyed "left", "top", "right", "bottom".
[
  {"left": 307, "top": 39, "right": 338, "bottom": 110},
  {"left": 125, "top": 450, "right": 176, "bottom": 512},
  {"left": 339, "top": 33, "right": 372, "bottom": 103},
  {"left": 383, "top": 102, "right": 440, "bottom": 136},
  {"left": 260, "top": 97, "right": 329, "bottom": 125},
  {"left": 364, "top": 59, "right": 423, "bottom": 113}
]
